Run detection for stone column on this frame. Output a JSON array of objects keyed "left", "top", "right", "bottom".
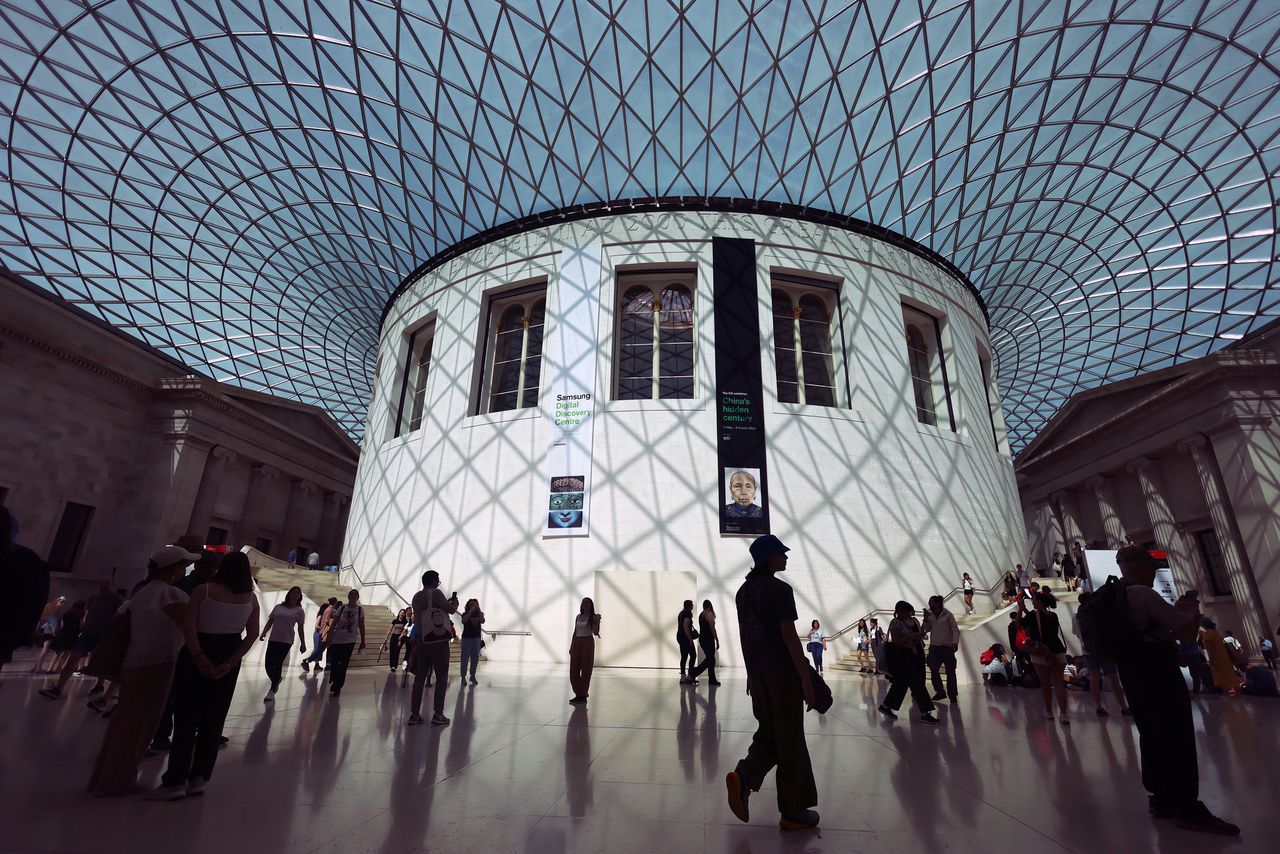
[
  {"left": 230, "top": 463, "right": 279, "bottom": 550},
  {"left": 1088, "top": 476, "right": 1127, "bottom": 548},
  {"left": 1051, "top": 490, "right": 1086, "bottom": 549},
  {"left": 1182, "top": 435, "right": 1270, "bottom": 656},
  {"left": 187, "top": 447, "right": 237, "bottom": 540},
  {"left": 278, "top": 478, "right": 318, "bottom": 559},
  {"left": 318, "top": 492, "right": 349, "bottom": 565},
  {"left": 1128, "top": 457, "right": 1204, "bottom": 595}
]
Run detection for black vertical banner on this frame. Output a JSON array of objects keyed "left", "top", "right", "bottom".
[{"left": 713, "top": 237, "right": 770, "bottom": 536}]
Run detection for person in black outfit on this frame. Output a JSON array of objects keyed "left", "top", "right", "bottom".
[
  {"left": 0, "top": 506, "right": 50, "bottom": 675},
  {"left": 1110, "top": 546, "right": 1239, "bottom": 836},
  {"left": 878, "top": 601, "right": 938, "bottom": 723},
  {"left": 677, "top": 600, "right": 698, "bottom": 684},
  {"left": 689, "top": 600, "right": 721, "bottom": 686},
  {"left": 725, "top": 535, "right": 819, "bottom": 831},
  {"left": 1019, "top": 590, "right": 1070, "bottom": 724}
]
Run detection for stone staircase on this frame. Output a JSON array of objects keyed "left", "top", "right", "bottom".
[
  {"left": 828, "top": 576, "right": 1082, "bottom": 675},
  {"left": 253, "top": 564, "right": 468, "bottom": 670}
]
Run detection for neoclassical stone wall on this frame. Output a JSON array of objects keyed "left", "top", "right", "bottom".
[{"left": 347, "top": 210, "right": 1025, "bottom": 667}]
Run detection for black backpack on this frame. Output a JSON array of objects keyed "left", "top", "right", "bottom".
[{"left": 1076, "top": 576, "right": 1143, "bottom": 659}]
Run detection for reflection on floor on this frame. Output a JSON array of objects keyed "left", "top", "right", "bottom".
[{"left": 2, "top": 656, "right": 1277, "bottom": 853}]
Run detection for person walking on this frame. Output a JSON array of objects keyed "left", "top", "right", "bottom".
[
  {"left": 690, "top": 601, "right": 721, "bottom": 685},
  {"left": 1073, "top": 591, "right": 1131, "bottom": 716},
  {"left": 1260, "top": 635, "right": 1276, "bottom": 670},
  {"left": 878, "top": 601, "right": 938, "bottom": 723},
  {"left": 1101, "top": 546, "right": 1239, "bottom": 835},
  {"left": 31, "top": 596, "right": 66, "bottom": 673},
  {"left": 409, "top": 570, "right": 457, "bottom": 726},
  {"left": 302, "top": 597, "right": 338, "bottom": 673},
  {"left": 383, "top": 609, "right": 409, "bottom": 671},
  {"left": 87, "top": 545, "right": 195, "bottom": 796},
  {"left": 961, "top": 574, "right": 975, "bottom": 615},
  {"left": 1001, "top": 571, "right": 1018, "bottom": 605},
  {"left": 677, "top": 600, "right": 699, "bottom": 684},
  {"left": 1020, "top": 590, "right": 1071, "bottom": 725},
  {"left": 259, "top": 586, "right": 306, "bottom": 702},
  {"left": 923, "top": 595, "right": 960, "bottom": 703},
  {"left": 0, "top": 507, "right": 51, "bottom": 676},
  {"left": 724, "top": 535, "right": 819, "bottom": 830},
  {"left": 853, "top": 619, "right": 872, "bottom": 672},
  {"left": 39, "top": 578, "right": 123, "bottom": 700},
  {"left": 324, "top": 590, "right": 365, "bottom": 698},
  {"left": 808, "top": 620, "right": 829, "bottom": 673},
  {"left": 307, "top": 550, "right": 320, "bottom": 572},
  {"left": 148, "top": 551, "right": 259, "bottom": 800},
  {"left": 868, "top": 617, "right": 886, "bottom": 675},
  {"left": 458, "top": 599, "right": 485, "bottom": 685},
  {"left": 568, "top": 598, "right": 601, "bottom": 704}
]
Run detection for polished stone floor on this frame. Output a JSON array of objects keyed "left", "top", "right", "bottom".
[{"left": 2, "top": 654, "right": 1276, "bottom": 853}]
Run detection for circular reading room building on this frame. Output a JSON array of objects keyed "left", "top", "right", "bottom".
[{"left": 345, "top": 202, "right": 1024, "bottom": 668}]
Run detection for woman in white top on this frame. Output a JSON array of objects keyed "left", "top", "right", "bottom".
[
  {"left": 810, "top": 620, "right": 829, "bottom": 673},
  {"left": 150, "top": 551, "right": 259, "bottom": 800},
  {"left": 258, "top": 586, "right": 307, "bottom": 702},
  {"left": 568, "top": 597, "right": 601, "bottom": 705},
  {"left": 88, "top": 545, "right": 194, "bottom": 796},
  {"left": 962, "top": 573, "right": 976, "bottom": 615}
]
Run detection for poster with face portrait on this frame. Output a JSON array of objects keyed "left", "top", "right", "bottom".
[
  {"left": 713, "top": 237, "right": 770, "bottom": 535},
  {"left": 542, "top": 244, "right": 602, "bottom": 537}
]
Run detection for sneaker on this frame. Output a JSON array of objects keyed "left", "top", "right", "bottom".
[
  {"left": 725, "top": 771, "right": 750, "bottom": 823},
  {"left": 145, "top": 785, "right": 187, "bottom": 802},
  {"left": 407, "top": 713, "right": 424, "bottom": 726},
  {"left": 469, "top": 677, "right": 478, "bottom": 685},
  {"left": 1060, "top": 718, "right": 1070, "bottom": 727},
  {"left": 88, "top": 684, "right": 103, "bottom": 696},
  {"left": 779, "top": 809, "right": 820, "bottom": 830},
  {"left": 330, "top": 690, "right": 340, "bottom": 699},
  {"left": 930, "top": 692, "right": 947, "bottom": 702},
  {"left": 430, "top": 713, "right": 450, "bottom": 726},
  {"left": 87, "top": 698, "right": 107, "bottom": 713},
  {"left": 37, "top": 687, "right": 61, "bottom": 700},
  {"left": 1172, "top": 801, "right": 1240, "bottom": 836},
  {"left": 218, "top": 736, "right": 229, "bottom": 748},
  {"left": 569, "top": 696, "right": 586, "bottom": 705},
  {"left": 186, "top": 777, "right": 206, "bottom": 797},
  {"left": 709, "top": 680, "right": 723, "bottom": 686},
  {"left": 679, "top": 676, "right": 692, "bottom": 684},
  {"left": 301, "top": 661, "right": 310, "bottom": 672},
  {"left": 877, "top": 704, "right": 898, "bottom": 719},
  {"left": 1096, "top": 707, "right": 1109, "bottom": 717},
  {"left": 920, "top": 712, "right": 940, "bottom": 724}
]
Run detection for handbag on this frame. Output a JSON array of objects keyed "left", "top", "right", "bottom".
[
  {"left": 84, "top": 610, "right": 131, "bottom": 681},
  {"left": 807, "top": 663, "right": 834, "bottom": 714}
]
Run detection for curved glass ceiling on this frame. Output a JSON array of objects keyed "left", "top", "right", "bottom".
[{"left": 2, "top": 1, "right": 1277, "bottom": 451}]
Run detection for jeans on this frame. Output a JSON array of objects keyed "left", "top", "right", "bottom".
[
  {"left": 327, "top": 643, "right": 355, "bottom": 693},
  {"left": 807, "top": 642, "right": 823, "bottom": 671},
  {"left": 678, "top": 638, "right": 697, "bottom": 676},
  {"left": 883, "top": 645, "right": 934, "bottom": 713},
  {"left": 389, "top": 634, "right": 403, "bottom": 669},
  {"left": 412, "top": 640, "right": 450, "bottom": 716},
  {"left": 162, "top": 633, "right": 242, "bottom": 786},
  {"left": 459, "top": 637, "right": 481, "bottom": 680},
  {"left": 736, "top": 663, "right": 817, "bottom": 817},
  {"left": 264, "top": 641, "right": 289, "bottom": 690},
  {"left": 927, "top": 645, "right": 958, "bottom": 699},
  {"left": 305, "top": 630, "right": 327, "bottom": 665}
]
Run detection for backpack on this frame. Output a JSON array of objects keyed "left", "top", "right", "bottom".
[
  {"left": 424, "top": 593, "right": 451, "bottom": 639},
  {"left": 980, "top": 648, "right": 995, "bottom": 666},
  {"left": 1014, "top": 626, "right": 1031, "bottom": 652},
  {"left": 1076, "top": 576, "right": 1143, "bottom": 660}
]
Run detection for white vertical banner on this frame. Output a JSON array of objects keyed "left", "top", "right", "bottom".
[{"left": 542, "top": 243, "right": 603, "bottom": 537}]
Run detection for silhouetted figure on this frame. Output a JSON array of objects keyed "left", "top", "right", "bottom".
[{"left": 0, "top": 507, "right": 49, "bottom": 675}]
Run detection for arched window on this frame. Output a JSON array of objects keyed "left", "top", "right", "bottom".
[
  {"left": 393, "top": 321, "right": 434, "bottom": 437},
  {"left": 902, "top": 303, "right": 954, "bottom": 430},
  {"left": 614, "top": 271, "right": 696, "bottom": 399},
  {"left": 481, "top": 286, "right": 548, "bottom": 414},
  {"left": 906, "top": 323, "right": 936, "bottom": 425},
  {"left": 771, "top": 279, "right": 841, "bottom": 407}
]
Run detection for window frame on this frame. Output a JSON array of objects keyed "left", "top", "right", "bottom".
[
  {"left": 611, "top": 268, "right": 698, "bottom": 401},
  {"left": 901, "top": 302, "right": 956, "bottom": 432},
  {"left": 392, "top": 319, "right": 436, "bottom": 438},
  {"left": 47, "top": 501, "right": 95, "bottom": 574},
  {"left": 1192, "top": 528, "right": 1233, "bottom": 598},
  {"left": 769, "top": 274, "right": 847, "bottom": 408},
  {"left": 474, "top": 282, "right": 549, "bottom": 416}
]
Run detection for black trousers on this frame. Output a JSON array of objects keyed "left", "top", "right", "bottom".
[
  {"left": 327, "top": 643, "right": 355, "bottom": 693},
  {"left": 264, "top": 641, "right": 289, "bottom": 689},
  {"left": 927, "top": 645, "right": 958, "bottom": 699},
  {"left": 161, "top": 633, "right": 241, "bottom": 786},
  {"left": 736, "top": 663, "right": 817, "bottom": 817},
  {"left": 389, "top": 634, "right": 403, "bottom": 669},
  {"left": 678, "top": 638, "right": 697, "bottom": 676},
  {"left": 691, "top": 641, "right": 717, "bottom": 682},
  {"left": 883, "top": 645, "right": 934, "bottom": 713},
  {"left": 1117, "top": 645, "right": 1198, "bottom": 811},
  {"left": 412, "top": 640, "right": 450, "bottom": 716}
]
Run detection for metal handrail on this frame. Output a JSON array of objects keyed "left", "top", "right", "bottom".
[
  {"left": 341, "top": 564, "right": 411, "bottom": 606},
  {"left": 827, "top": 576, "right": 1010, "bottom": 641},
  {"left": 484, "top": 629, "right": 533, "bottom": 640}
]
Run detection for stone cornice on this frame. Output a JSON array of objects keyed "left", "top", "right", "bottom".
[{"left": 0, "top": 321, "right": 158, "bottom": 394}]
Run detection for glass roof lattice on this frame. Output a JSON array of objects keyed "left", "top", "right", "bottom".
[{"left": 1, "top": 1, "right": 1277, "bottom": 451}]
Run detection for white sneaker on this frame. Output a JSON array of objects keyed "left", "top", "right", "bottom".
[
  {"left": 145, "top": 785, "right": 186, "bottom": 801},
  {"left": 186, "top": 777, "right": 206, "bottom": 797}
]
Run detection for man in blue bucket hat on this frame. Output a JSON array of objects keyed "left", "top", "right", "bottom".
[{"left": 725, "top": 534, "right": 819, "bottom": 831}]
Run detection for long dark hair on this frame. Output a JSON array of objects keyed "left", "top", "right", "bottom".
[
  {"left": 284, "top": 586, "right": 303, "bottom": 608},
  {"left": 702, "top": 600, "right": 714, "bottom": 614},
  {"left": 214, "top": 551, "right": 253, "bottom": 594},
  {"left": 580, "top": 597, "right": 596, "bottom": 618}
]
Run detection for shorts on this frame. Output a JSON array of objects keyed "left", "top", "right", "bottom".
[
  {"left": 1030, "top": 651, "right": 1068, "bottom": 668},
  {"left": 1083, "top": 654, "right": 1117, "bottom": 674},
  {"left": 71, "top": 631, "right": 103, "bottom": 655}
]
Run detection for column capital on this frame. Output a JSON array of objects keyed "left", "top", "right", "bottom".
[
  {"left": 1126, "top": 457, "right": 1154, "bottom": 474},
  {"left": 1049, "top": 489, "right": 1077, "bottom": 504},
  {"left": 211, "top": 446, "right": 238, "bottom": 463},
  {"left": 326, "top": 491, "right": 349, "bottom": 507},
  {"left": 1177, "top": 435, "right": 1208, "bottom": 454},
  {"left": 252, "top": 463, "right": 281, "bottom": 480},
  {"left": 296, "top": 479, "right": 319, "bottom": 494},
  {"left": 1086, "top": 475, "right": 1113, "bottom": 490}
]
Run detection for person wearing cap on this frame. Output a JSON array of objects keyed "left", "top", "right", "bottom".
[
  {"left": 87, "top": 544, "right": 195, "bottom": 795},
  {"left": 409, "top": 569, "right": 458, "bottom": 726},
  {"left": 725, "top": 534, "right": 819, "bottom": 831},
  {"left": 150, "top": 533, "right": 218, "bottom": 751},
  {"left": 1112, "top": 545, "right": 1239, "bottom": 836}
]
